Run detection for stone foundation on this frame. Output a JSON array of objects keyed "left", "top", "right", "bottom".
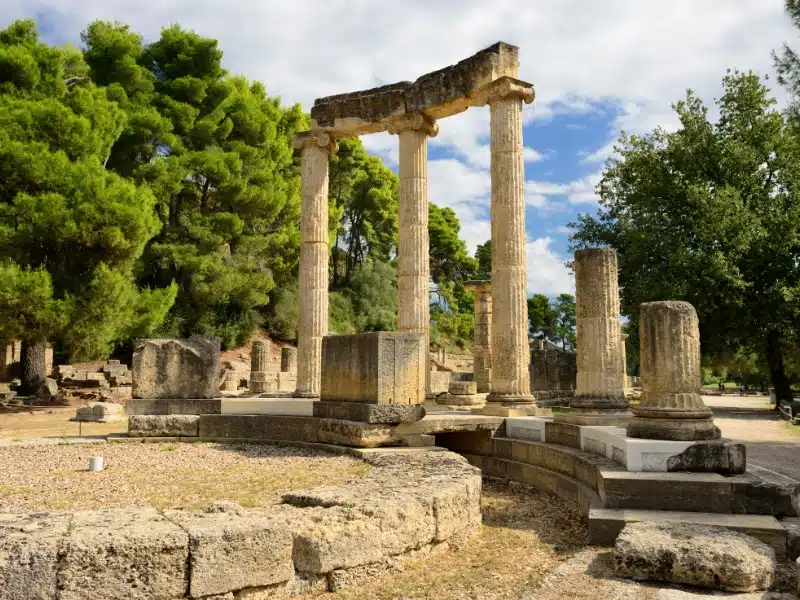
[{"left": 0, "top": 451, "right": 481, "bottom": 599}]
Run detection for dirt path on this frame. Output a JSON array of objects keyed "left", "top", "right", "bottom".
[{"left": 702, "top": 395, "right": 800, "bottom": 480}]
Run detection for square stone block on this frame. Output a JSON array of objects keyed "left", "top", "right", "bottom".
[
  {"left": 165, "top": 511, "right": 293, "bottom": 598},
  {"left": 321, "top": 332, "right": 425, "bottom": 405},
  {"left": 132, "top": 335, "right": 220, "bottom": 399},
  {"left": 545, "top": 421, "right": 581, "bottom": 448},
  {"left": 599, "top": 471, "right": 732, "bottom": 513},
  {"left": 198, "top": 415, "right": 320, "bottom": 442},
  {"left": 313, "top": 400, "right": 425, "bottom": 423},
  {"left": 58, "top": 508, "right": 189, "bottom": 600},
  {"left": 128, "top": 414, "right": 199, "bottom": 437},
  {"left": 317, "top": 419, "right": 403, "bottom": 448},
  {"left": 126, "top": 398, "right": 221, "bottom": 415}
]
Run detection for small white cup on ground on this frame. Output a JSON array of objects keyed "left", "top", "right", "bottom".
[{"left": 89, "top": 456, "right": 104, "bottom": 472}]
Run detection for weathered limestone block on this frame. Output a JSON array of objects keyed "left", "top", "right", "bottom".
[
  {"left": 310, "top": 42, "right": 519, "bottom": 134},
  {"left": 448, "top": 381, "right": 477, "bottom": 396},
  {"left": 280, "top": 347, "right": 297, "bottom": 372},
  {"left": 132, "top": 335, "right": 220, "bottom": 399},
  {"left": 628, "top": 301, "right": 719, "bottom": 441},
  {"left": 128, "top": 414, "right": 199, "bottom": 437},
  {"left": 613, "top": 522, "right": 775, "bottom": 592},
  {"left": 164, "top": 511, "right": 293, "bottom": 598},
  {"left": 313, "top": 401, "right": 425, "bottom": 424},
  {"left": 0, "top": 513, "right": 72, "bottom": 600},
  {"left": 58, "top": 508, "right": 189, "bottom": 600},
  {"left": 198, "top": 415, "right": 319, "bottom": 442},
  {"left": 320, "top": 332, "right": 426, "bottom": 405},
  {"left": 666, "top": 441, "right": 746, "bottom": 475},
  {"left": 317, "top": 418, "right": 403, "bottom": 448},
  {"left": 72, "top": 402, "right": 124, "bottom": 423},
  {"left": 126, "top": 398, "right": 221, "bottom": 415},
  {"left": 220, "top": 369, "right": 240, "bottom": 392},
  {"left": 250, "top": 340, "right": 268, "bottom": 373}
]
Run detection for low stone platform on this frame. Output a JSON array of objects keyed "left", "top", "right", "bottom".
[
  {"left": 0, "top": 449, "right": 481, "bottom": 599},
  {"left": 505, "top": 416, "right": 745, "bottom": 474}
]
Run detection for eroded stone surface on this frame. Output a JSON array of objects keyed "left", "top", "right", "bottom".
[
  {"left": 629, "top": 302, "right": 719, "bottom": 441},
  {"left": 73, "top": 401, "right": 124, "bottom": 423},
  {"left": 165, "top": 511, "right": 293, "bottom": 598},
  {"left": 613, "top": 521, "right": 775, "bottom": 592},
  {"left": 666, "top": 441, "right": 746, "bottom": 475},
  {"left": 466, "top": 281, "right": 492, "bottom": 393},
  {"left": 132, "top": 335, "right": 220, "bottom": 399},
  {"left": 128, "top": 414, "right": 199, "bottom": 437},
  {"left": 59, "top": 508, "right": 189, "bottom": 600},
  {"left": 313, "top": 401, "right": 425, "bottom": 424}
]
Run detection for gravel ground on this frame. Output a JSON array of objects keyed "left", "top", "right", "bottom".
[{"left": 0, "top": 442, "right": 369, "bottom": 512}]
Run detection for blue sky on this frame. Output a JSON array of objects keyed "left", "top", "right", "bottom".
[{"left": 3, "top": 0, "right": 795, "bottom": 297}]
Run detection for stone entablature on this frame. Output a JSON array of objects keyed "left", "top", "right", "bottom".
[
  {"left": 0, "top": 450, "right": 480, "bottom": 600},
  {"left": 310, "top": 42, "right": 521, "bottom": 136}
]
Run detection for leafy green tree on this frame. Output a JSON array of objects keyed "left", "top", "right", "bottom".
[
  {"left": 553, "top": 293, "right": 577, "bottom": 351},
  {"left": 570, "top": 71, "right": 800, "bottom": 403},
  {"left": 429, "top": 204, "right": 478, "bottom": 285},
  {"left": 774, "top": 0, "right": 800, "bottom": 123},
  {"left": 475, "top": 240, "right": 491, "bottom": 279},
  {"left": 0, "top": 20, "right": 175, "bottom": 392},
  {"left": 82, "top": 22, "right": 305, "bottom": 349},
  {"left": 528, "top": 293, "right": 556, "bottom": 339}
]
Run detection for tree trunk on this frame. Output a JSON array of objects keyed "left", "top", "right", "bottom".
[
  {"left": 20, "top": 339, "right": 47, "bottom": 396},
  {"left": 765, "top": 329, "right": 793, "bottom": 408}
]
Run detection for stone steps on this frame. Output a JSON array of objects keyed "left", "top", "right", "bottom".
[{"left": 588, "top": 508, "right": 788, "bottom": 559}]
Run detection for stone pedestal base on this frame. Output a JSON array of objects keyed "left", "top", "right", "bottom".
[
  {"left": 473, "top": 403, "right": 553, "bottom": 417},
  {"left": 313, "top": 400, "right": 425, "bottom": 424},
  {"left": 294, "top": 391, "right": 319, "bottom": 399},
  {"left": 436, "top": 393, "right": 483, "bottom": 407},
  {"left": 554, "top": 409, "right": 633, "bottom": 426},
  {"left": 627, "top": 417, "right": 721, "bottom": 441}
]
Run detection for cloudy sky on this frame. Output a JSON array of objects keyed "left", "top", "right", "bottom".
[{"left": 3, "top": 0, "right": 796, "bottom": 296}]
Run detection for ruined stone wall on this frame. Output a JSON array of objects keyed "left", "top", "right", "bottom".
[{"left": 530, "top": 347, "right": 576, "bottom": 391}]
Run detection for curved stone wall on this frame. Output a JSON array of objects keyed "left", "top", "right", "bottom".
[{"left": 0, "top": 450, "right": 481, "bottom": 600}]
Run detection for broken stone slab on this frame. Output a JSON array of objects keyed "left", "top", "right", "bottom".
[
  {"left": 320, "top": 332, "right": 426, "bottom": 405},
  {"left": 58, "top": 508, "right": 189, "bottom": 600},
  {"left": 316, "top": 418, "right": 404, "bottom": 448},
  {"left": 0, "top": 513, "right": 72, "bottom": 600},
  {"left": 666, "top": 440, "right": 746, "bottom": 475},
  {"left": 730, "top": 467, "right": 800, "bottom": 517},
  {"left": 128, "top": 414, "right": 199, "bottom": 437},
  {"left": 72, "top": 402, "right": 124, "bottom": 423},
  {"left": 163, "top": 510, "right": 293, "bottom": 598},
  {"left": 313, "top": 400, "right": 425, "bottom": 424},
  {"left": 132, "top": 335, "right": 220, "bottom": 399},
  {"left": 435, "top": 392, "right": 483, "bottom": 407},
  {"left": 613, "top": 521, "right": 776, "bottom": 592}
]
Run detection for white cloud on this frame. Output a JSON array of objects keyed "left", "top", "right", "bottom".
[
  {"left": 527, "top": 237, "right": 574, "bottom": 296},
  {"left": 550, "top": 225, "right": 573, "bottom": 235}
]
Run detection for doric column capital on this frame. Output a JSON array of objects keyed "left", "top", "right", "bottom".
[
  {"left": 470, "top": 75, "right": 535, "bottom": 107},
  {"left": 292, "top": 130, "right": 339, "bottom": 155},
  {"left": 386, "top": 113, "right": 439, "bottom": 137},
  {"left": 465, "top": 280, "right": 492, "bottom": 294}
]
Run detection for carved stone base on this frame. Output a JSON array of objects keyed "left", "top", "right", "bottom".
[{"left": 627, "top": 417, "right": 721, "bottom": 441}]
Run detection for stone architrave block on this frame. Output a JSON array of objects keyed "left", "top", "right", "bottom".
[
  {"left": 128, "top": 414, "right": 199, "bottom": 437},
  {"left": 317, "top": 419, "right": 403, "bottom": 448},
  {"left": 313, "top": 401, "right": 425, "bottom": 424},
  {"left": 132, "top": 335, "right": 220, "bottom": 399},
  {"left": 321, "top": 332, "right": 425, "bottom": 405},
  {"left": 58, "top": 508, "right": 189, "bottom": 600},
  {"left": 613, "top": 521, "right": 775, "bottom": 592},
  {"left": 164, "top": 511, "right": 293, "bottom": 598}
]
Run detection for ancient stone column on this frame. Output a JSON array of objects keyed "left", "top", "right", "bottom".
[
  {"left": 250, "top": 340, "right": 268, "bottom": 373},
  {"left": 388, "top": 114, "right": 438, "bottom": 396},
  {"left": 293, "top": 131, "right": 338, "bottom": 398},
  {"left": 621, "top": 331, "right": 630, "bottom": 394},
  {"left": 556, "top": 247, "right": 630, "bottom": 425},
  {"left": 471, "top": 77, "right": 535, "bottom": 415},
  {"left": 628, "top": 301, "right": 719, "bottom": 440},
  {"left": 281, "top": 347, "right": 297, "bottom": 373},
  {"left": 466, "top": 281, "right": 492, "bottom": 393}
]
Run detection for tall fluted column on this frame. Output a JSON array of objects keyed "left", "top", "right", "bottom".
[
  {"left": 556, "top": 247, "right": 631, "bottom": 425},
  {"left": 466, "top": 280, "right": 492, "bottom": 393},
  {"left": 620, "top": 331, "right": 630, "bottom": 394},
  {"left": 389, "top": 114, "right": 438, "bottom": 396},
  {"left": 293, "top": 131, "right": 337, "bottom": 398},
  {"left": 470, "top": 77, "right": 535, "bottom": 416},
  {"left": 250, "top": 340, "right": 269, "bottom": 393},
  {"left": 628, "top": 301, "right": 719, "bottom": 440}
]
